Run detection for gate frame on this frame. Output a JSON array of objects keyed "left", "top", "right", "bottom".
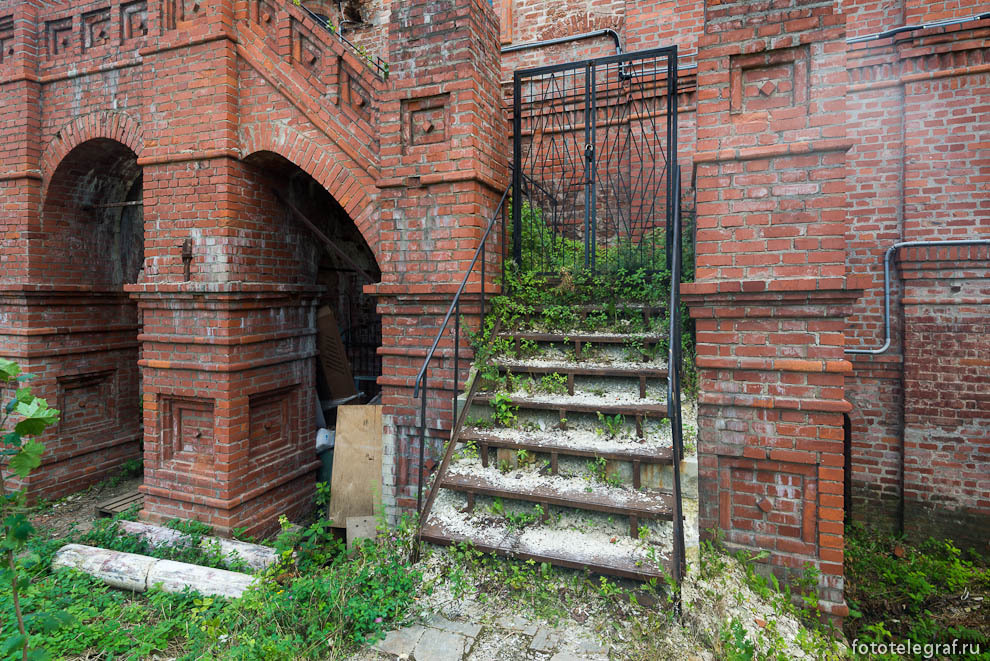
[{"left": 511, "top": 45, "right": 680, "bottom": 274}]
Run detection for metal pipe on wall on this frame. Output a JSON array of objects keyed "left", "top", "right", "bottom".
[{"left": 845, "top": 239, "right": 990, "bottom": 355}]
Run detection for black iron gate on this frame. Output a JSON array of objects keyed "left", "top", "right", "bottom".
[{"left": 512, "top": 47, "right": 678, "bottom": 274}]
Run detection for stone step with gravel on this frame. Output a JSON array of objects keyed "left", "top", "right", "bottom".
[
  {"left": 440, "top": 463, "right": 674, "bottom": 533},
  {"left": 421, "top": 495, "right": 672, "bottom": 581},
  {"left": 421, "top": 304, "right": 690, "bottom": 583},
  {"left": 493, "top": 358, "right": 669, "bottom": 398},
  {"left": 461, "top": 427, "right": 674, "bottom": 473}
]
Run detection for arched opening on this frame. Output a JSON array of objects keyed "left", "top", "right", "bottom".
[
  {"left": 242, "top": 151, "right": 382, "bottom": 413},
  {"left": 35, "top": 138, "right": 144, "bottom": 497}
]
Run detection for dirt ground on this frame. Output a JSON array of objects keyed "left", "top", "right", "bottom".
[{"left": 30, "top": 476, "right": 143, "bottom": 538}]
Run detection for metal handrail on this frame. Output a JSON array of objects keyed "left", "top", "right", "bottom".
[
  {"left": 297, "top": 4, "right": 390, "bottom": 79},
  {"left": 667, "top": 163, "right": 686, "bottom": 597},
  {"left": 412, "top": 182, "right": 513, "bottom": 514}
]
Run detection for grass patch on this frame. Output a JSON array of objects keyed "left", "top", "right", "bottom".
[
  {"left": 844, "top": 522, "right": 989, "bottom": 658},
  {"left": 1, "top": 513, "right": 422, "bottom": 660}
]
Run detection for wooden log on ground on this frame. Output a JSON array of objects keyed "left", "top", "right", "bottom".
[
  {"left": 118, "top": 521, "right": 279, "bottom": 571},
  {"left": 53, "top": 544, "right": 258, "bottom": 598}
]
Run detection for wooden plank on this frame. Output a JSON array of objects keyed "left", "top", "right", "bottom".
[
  {"left": 494, "top": 360, "right": 668, "bottom": 378},
  {"left": 475, "top": 393, "right": 668, "bottom": 417},
  {"left": 460, "top": 429, "right": 674, "bottom": 464},
  {"left": 95, "top": 490, "right": 144, "bottom": 518},
  {"left": 317, "top": 306, "right": 357, "bottom": 400},
  {"left": 498, "top": 331, "right": 663, "bottom": 344},
  {"left": 328, "top": 405, "right": 383, "bottom": 525}
]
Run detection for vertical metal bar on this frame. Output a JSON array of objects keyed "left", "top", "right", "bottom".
[
  {"left": 513, "top": 72, "right": 524, "bottom": 267},
  {"left": 453, "top": 298, "right": 460, "bottom": 428},
  {"left": 481, "top": 224, "right": 487, "bottom": 324},
  {"left": 672, "top": 50, "right": 680, "bottom": 278},
  {"left": 665, "top": 52, "right": 676, "bottom": 275},
  {"left": 417, "top": 373, "right": 427, "bottom": 515},
  {"left": 588, "top": 62, "right": 598, "bottom": 273},
  {"left": 501, "top": 190, "right": 507, "bottom": 287},
  {"left": 583, "top": 62, "right": 593, "bottom": 270}
]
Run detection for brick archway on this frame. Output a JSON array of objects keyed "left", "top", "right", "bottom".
[
  {"left": 239, "top": 126, "right": 380, "bottom": 266},
  {"left": 40, "top": 111, "right": 144, "bottom": 200}
]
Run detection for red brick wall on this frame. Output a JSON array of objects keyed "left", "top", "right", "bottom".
[
  {"left": 2, "top": 0, "right": 989, "bottom": 552},
  {"left": 901, "top": 246, "right": 989, "bottom": 549},
  {"left": 843, "top": 23, "right": 990, "bottom": 543}
]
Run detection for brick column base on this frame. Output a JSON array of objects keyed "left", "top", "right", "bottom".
[
  {"left": 684, "top": 281, "right": 860, "bottom": 619},
  {"left": 129, "top": 284, "right": 323, "bottom": 538},
  {"left": 0, "top": 285, "right": 142, "bottom": 501}
]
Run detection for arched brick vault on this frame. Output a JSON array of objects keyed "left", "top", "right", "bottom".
[
  {"left": 239, "top": 125, "right": 381, "bottom": 268},
  {"left": 39, "top": 111, "right": 144, "bottom": 201}
]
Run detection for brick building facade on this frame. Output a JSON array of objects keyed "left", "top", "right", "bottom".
[{"left": 1, "top": 0, "right": 987, "bottom": 616}]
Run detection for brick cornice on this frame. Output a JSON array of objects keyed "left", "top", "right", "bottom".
[{"left": 682, "top": 276, "right": 866, "bottom": 301}]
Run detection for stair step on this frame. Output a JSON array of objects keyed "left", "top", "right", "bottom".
[
  {"left": 494, "top": 358, "right": 668, "bottom": 379},
  {"left": 440, "top": 468, "right": 674, "bottom": 521},
  {"left": 475, "top": 392, "right": 668, "bottom": 418},
  {"left": 421, "top": 517, "right": 671, "bottom": 582},
  {"left": 461, "top": 428, "right": 673, "bottom": 466},
  {"left": 499, "top": 331, "right": 664, "bottom": 345}
]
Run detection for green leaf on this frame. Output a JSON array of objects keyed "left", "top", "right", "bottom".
[
  {"left": 2, "top": 431, "right": 22, "bottom": 448},
  {"left": 3, "top": 513, "right": 34, "bottom": 543},
  {"left": 28, "top": 610, "right": 74, "bottom": 634},
  {"left": 14, "top": 398, "right": 59, "bottom": 436},
  {"left": 26, "top": 648, "right": 50, "bottom": 661},
  {"left": 0, "top": 358, "right": 20, "bottom": 381},
  {"left": 8, "top": 441, "right": 45, "bottom": 477},
  {"left": 1, "top": 634, "right": 27, "bottom": 657}
]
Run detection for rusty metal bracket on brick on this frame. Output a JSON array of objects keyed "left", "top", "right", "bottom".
[
  {"left": 180, "top": 238, "right": 193, "bottom": 281},
  {"left": 845, "top": 239, "right": 990, "bottom": 355}
]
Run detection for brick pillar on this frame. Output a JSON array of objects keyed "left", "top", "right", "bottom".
[
  {"left": 121, "top": 1, "right": 321, "bottom": 537},
  {"left": 682, "top": 0, "right": 860, "bottom": 617},
  {"left": 374, "top": 0, "right": 507, "bottom": 519},
  {"left": 901, "top": 245, "right": 990, "bottom": 550},
  {"left": 0, "top": 4, "right": 140, "bottom": 500}
]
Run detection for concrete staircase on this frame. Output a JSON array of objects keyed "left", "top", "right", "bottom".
[{"left": 421, "top": 302, "right": 697, "bottom": 582}]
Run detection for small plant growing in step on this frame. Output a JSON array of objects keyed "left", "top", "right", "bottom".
[
  {"left": 467, "top": 416, "right": 494, "bottom": 430},
  {"left": 540, "top": 372, "right": 568, "bottom": 395},
  {"left": 624, "top": 337, "right": 646, "bottom": 362},
  {"left": 515, "top": 448, "right": 533, "bottom": 467},
  {"left": 542, "top": 305, "right": 577, "bottom": 331},
  {"left": 498, "top": 459, "right": 513, "bottom": 475},
  {"left": 518, "top": 338, "right": 539, "bottom": 358},
  {"left": 491, "top": 393, "right": 517, "bottom": 427},
  {"left": 596, "top": 411, "right": 624, "bottom": 439},
  {"left": 638, "top": 524, "right": 650, "bottom": 540},
  {"left": 586, "top": 456, "right": 623, "bottom": 488},
  {"left": 489, "top": 498, "right": 505, "bottom": 517},
  {"left": 314, "top": 481, "right": 332, "bottom": 509},
  {"left": 0, "top": 359, "right": 67, "bottom": 661}
]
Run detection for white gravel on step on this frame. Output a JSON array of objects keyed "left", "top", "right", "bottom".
[
  {"left": 465, "top": 424, "right": 674, "bottom": 453},
  {"left": 497, "top": 356, "right": 669, "bottom": 371},
  {"left": 446, "top": 458, "right": 643, "bottom": 506},
  {"left": 497, "top": 388, "right": 666, "bottom": 408},
  {"left": 428, "top": 489, "right": 669, "bottom": 571}
]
